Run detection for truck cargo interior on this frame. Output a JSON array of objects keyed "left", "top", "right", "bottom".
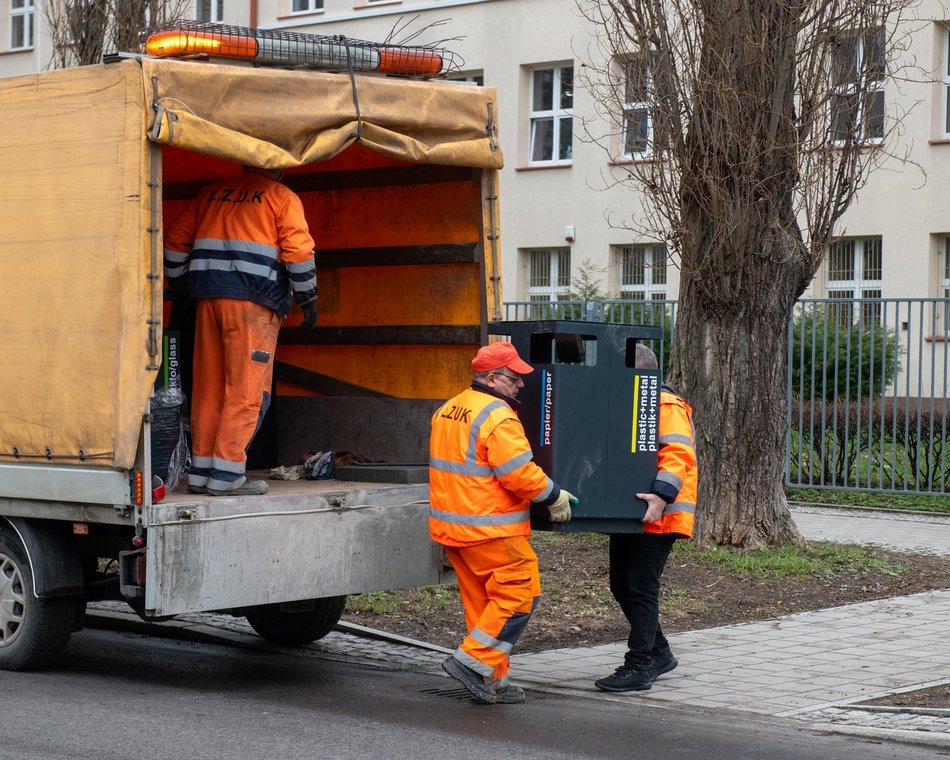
[{"left": 161, "top": 142, "right": 489, "bottom": 474}]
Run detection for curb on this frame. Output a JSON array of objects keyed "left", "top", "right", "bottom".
[
  {"left": 810, "top": 722, "right": 950, "bottom": 750},
  {"left": 789, "top": 502, "right": 950, "bottom": 520}
]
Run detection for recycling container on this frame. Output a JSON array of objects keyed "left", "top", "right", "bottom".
[{"left": 489, "top": 320, "right": 663, "bottom": 533}]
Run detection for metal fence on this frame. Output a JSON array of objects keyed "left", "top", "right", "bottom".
[{"left": 503, "top": 298, "right": 950, "bottom": 495}]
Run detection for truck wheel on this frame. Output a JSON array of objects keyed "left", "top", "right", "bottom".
[
  {"left": 0, "top": 527, "right": 77, "bottom": 670},
  {"left": 244, "top": 596, "right": 346, "bottom": 646}
]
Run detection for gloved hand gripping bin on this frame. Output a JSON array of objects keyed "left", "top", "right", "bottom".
[{"left": 489, "top": 321, "right": 663, "bottom": 533}]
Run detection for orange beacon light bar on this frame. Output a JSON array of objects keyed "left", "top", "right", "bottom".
[
  {"left": 146, "top": 29, "right": 258, "bottom": 59},
  {"left": 144, "top": 23, "right": 451, "bottom": 78}
]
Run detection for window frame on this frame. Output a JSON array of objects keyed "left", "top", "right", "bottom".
[
  {"left": 196, "top": 0, "right": 224, "bottom": 22},
  {"left": 446, "top": 71, "right": 484, "bottom": 87},
  {"left": 617, "top": 243, "right": 668, "bottom": 300},
  {"left": 826, "top": 237, "right": 883, "bottom": 326},
  {"left": 942, "top": 24, "right": 950, "bottom": 139},
  {"left": 938, "top": 237, "right": 950, "bottom": 335},
  {"left": 828, "top": 28, "right": 886, "bottom": 146},
  {"left": 525, "top": 248, "right": 572, "bottom": 302},
  {"left": 619, "top": 55, "right": 658, "bottom": 160},
  {"left": 9, "top": 0, "right": 34, "bottom": 51},
  {"left": 528, "top": 64, "right": 574, "bottom": 167},
  {"left": 290, "top": 0, "right": 323, "bottom": 13}
]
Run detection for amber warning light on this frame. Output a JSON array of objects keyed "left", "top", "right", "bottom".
[{"left": 144, "top": 22, "right": 458, "bottom": 78}]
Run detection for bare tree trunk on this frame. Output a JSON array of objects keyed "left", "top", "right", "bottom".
[
  {"left": 673, "top": 232, "right": 807, "bottom": 547},
  {"left": 667, "top": 0, "right": 805, "bottom": 546},
  {"left": 580, "top": 0, "right": 915, "bottom": 546}
]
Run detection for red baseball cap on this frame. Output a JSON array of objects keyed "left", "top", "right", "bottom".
[{"left": 472, "top": 342, "right": 534, "bottom": 374}]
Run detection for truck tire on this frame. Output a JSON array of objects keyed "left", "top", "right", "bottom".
[
  {"left": 0, "top": 527, "right": 77, "bottom": 671},
  {"left": 244, "top": 596, "right": 347, "bottom": 646}
]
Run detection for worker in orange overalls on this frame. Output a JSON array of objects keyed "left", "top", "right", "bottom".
[
  {"left": 595, "top": 342, "right": 697, "bottom": 693},
  {"left": 429, "top": 342, "right": 577, "bottom": 704},
  {"left": 163, "top": 165, "right": 317, "bottom": 497}
]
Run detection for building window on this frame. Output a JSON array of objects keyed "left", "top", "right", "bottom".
[
  {"left": 196, "top": 0, "right": 223, "bottom": 22},
  {"left": 526, "top": 248, "right": 571, "bottom": 301},
  {"left": 529, "top": 65, "right": 573, "bottom": 165},
  {"left": 617, "top": 244, "right": 667, "bottom": 300},
  {"left": 620, "top": 56, "right": 661, "bottom": 159},
  {"left": 826, "top": 238, "right": 883, "bottom": 325},
  {"left": 447, "top": 71, "right": 484, "bottom": 87},
  {"left": 829, "top": 28, "right": 885, "bottom": 144},
  {"left": 943, "top": 26, "right": 950, "bottom": 138},
  {"left": 939, "top": 237, "right": 950, "bottom": 333},
  {"left": 9, "top": 0, "right": 34, "bottom": 49},
  {"left": 291, "top": 0, "right": 323, "bottom": 12}
]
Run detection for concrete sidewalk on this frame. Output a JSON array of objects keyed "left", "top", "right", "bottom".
[
  {"left": 789, "top": 504, "right": 950, "bottom": 557},
  {"left": 507, "top": 506, "right": 950, "bottom": 748}
]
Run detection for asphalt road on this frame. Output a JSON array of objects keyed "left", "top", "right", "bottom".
[{"left": 0, "top": 628, "right": 935, "bottom": 760}]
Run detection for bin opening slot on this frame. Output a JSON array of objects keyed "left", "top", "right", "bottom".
[
  {"left": 624, "top": 337, "right": 664, "bottom": 369},
  {"left": 529, "top": 332, "right": 597, "bottom": 366}
]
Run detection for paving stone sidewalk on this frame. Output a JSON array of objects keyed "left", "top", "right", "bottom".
[
  {"left": 505, "top": 506, "right": 950, "bottom": 748},
  {"left": 509, "top": 589, "right": 950, "bottom": 748}
]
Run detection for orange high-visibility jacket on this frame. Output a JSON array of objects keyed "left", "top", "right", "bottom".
[
  {"left": 164, "top": 169, "right": 317, "bottom": 317},
  {"left": 429, "top": 386, "right": 557, "bottom": 547},
  {"left": 645, "top": 387, "right": 697, "bottom": 538}
]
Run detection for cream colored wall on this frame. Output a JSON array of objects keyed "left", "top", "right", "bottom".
[{"left": 3, "top": 0, "right": 949, "bottom": 306}]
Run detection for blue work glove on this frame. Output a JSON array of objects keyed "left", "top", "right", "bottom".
[
  {"left": 300, "top": 301, "right": 318, "bottom": 329},
  {"left": 548, "top": 490, "right": 579, "bottom": 523}
]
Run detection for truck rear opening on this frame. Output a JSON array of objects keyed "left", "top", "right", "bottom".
[{"left": 0, "top": 54, "right": 503, "bottom": 670}]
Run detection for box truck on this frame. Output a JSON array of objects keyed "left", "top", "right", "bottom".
[{"left": 0, "top": 40, "right": 502, "bottom": 669}]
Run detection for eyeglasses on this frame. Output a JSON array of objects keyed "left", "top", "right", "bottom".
[{"left": 492, "top": 371, "right": 523, "bottom": 383}]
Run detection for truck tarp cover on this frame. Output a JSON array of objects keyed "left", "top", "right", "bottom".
[
  {"left": 0, "top": 58, "right": 501, "bottom": 472},
  {"left": 141, "top": 57, "right": 504, "bottom": 170}
]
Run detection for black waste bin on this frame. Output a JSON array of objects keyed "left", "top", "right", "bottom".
[{"left": 490, "top": 321, "right": 663, "bottom": 533}]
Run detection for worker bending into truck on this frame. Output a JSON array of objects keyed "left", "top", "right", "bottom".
[
  {"left": 429, "top": 342, "right": 577, "bottom": 704},
  {"left": 163, "top": 165, "right": 318, "bottom": 496}
]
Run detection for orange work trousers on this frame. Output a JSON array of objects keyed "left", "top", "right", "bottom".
[
  {"left": 187, "top": 298, "right": 280, "bottom": 492},
  {"left": 444, "top": 536, "right": 540, "bottom": 680}
]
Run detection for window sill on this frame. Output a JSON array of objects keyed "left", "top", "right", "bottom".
[
  {"left": 353, "top": 0, "right": 401, "bottom": 7},
  {"left": 515, "top": 163, "right": 572, "bottom": 172},
  {"left": 0, "top": 47, "right": 35, "bottom": 56},
  {"left": 609, "top": 156, "right": 659, "bottom": 166},
  {"left": 276, "top": 10, "right": 326, "bottom": 21},
  {"left": 925, "top": 335, "right": 950, "bottom": 342},
  {"left": 928, "top": 138, "right": 950, "bottom": 145}
]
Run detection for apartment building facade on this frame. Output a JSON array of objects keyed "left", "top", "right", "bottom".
[{"left": 3, "top": 0, "right": 950, "bottom": 315}]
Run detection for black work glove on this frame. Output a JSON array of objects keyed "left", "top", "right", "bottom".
[{"left": 300, "top": 301, "right": 318, "bottom": 330}]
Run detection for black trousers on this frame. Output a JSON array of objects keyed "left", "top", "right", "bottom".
[{"left": 608, "top": 532, "right": 676, "bottom": 668}]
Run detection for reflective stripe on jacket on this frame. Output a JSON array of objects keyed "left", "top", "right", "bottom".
[
  {"left": 645, "top": 388, "right": 697, "bottom": 538},
  {"left": 163, "top": 169, "right": 317, "bottom": 317},
  {"left": 429, "top": 385, "right": 557, "bottom": 547}
]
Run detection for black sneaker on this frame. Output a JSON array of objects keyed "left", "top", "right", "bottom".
[
  {"left": 594, "top": 665, "right": 653, "bottom": 692},
  {"left": 442, "top": 656, "right": 497, "bottom": 704},
  {"left": 208, "top": 480, "right": 269, "bottom": 497},
  {"left": 651, "top": 654, "right": 678, "bottom": 681},
  {"left": 186, "top": 484, "right": 208, "bottom": 495}
]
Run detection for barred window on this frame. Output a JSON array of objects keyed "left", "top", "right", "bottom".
[
  {"left": 525, "top": 248, "right": 571, "bottom": 302},
  {"left": 617, "top": 244, "right": 667, "bottom": 300},
  {"left": 826, "top": 238, "right": 883, "bottom": 326}
]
